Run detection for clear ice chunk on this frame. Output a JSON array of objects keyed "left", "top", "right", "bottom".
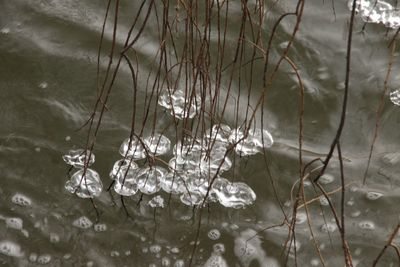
[
  {"left": 248, "top": 128, "right": 274, "bottom": 148},
  {"left": 119, "top": 137, "right": 147, "bottom": 160},
  {"left": 199, "top": 154, "right": 232, "bottom": 176},
  {"left": 229, "top": 128, "right": 261, "bottom": 156},
  {"left": 204, "top": 124, "right": 232, "bottom": 144},
  {"left": 65, "top": 169, "right": 103, "bottom": 198},
  {"left": 187, "top": 177, "right": 209, "bottom": 195},
  {"left": 109, "top": 159, "right": 138, "bottom": 180},
  {"left": 144, "top": 134, "right": 171, "bottom": 156},
  {"left": 173, "top": 139, "right": 203, "bottom": 171},
  {"left": 158, "top": 89, "right": 173, "bottom": 109},
  {"left": 180, "top": 191, "right": 204, "bottom": 206},
  {"left": 136, "top": 166, "right": 168, "bottom": 195},
  {"left": 229, "top": 128, "right": 273, "bottom": 156},
  {"left": 214, "top": 181, "right": 256, "bottom": 209},
  {"left": 62, "top": 149, "right": 95, "bottom": 168},
  {"left": 161, "top": 172, "right": 186, "bottom": 194},
  {"left": 390, "top": 89, "right": 400, "bottom": 106},
  {"left": 158, "top": 89, "right": 200, "bottom": 119},
  {"left": 113, "top": 168, "right": 139, "bottom": 196}
]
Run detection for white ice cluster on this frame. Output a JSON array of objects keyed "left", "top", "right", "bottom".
[
  {"left": 108, "top": 124, "right": 272, "bottom": 208},
  {"left": 349, "top": 0, "right": 400, "bottom": 28},
  {"left": 62, "top": 88, "right": 274, "bottom": 209}
]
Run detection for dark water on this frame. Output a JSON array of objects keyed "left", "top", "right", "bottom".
[{"left": 1, "top": 0, "right": 400, "bottom": 266}]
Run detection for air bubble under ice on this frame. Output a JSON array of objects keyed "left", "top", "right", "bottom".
[
  {"left": 72, "top": 216, "right": 93, "bottom": 229},
  {"left": 11, "top": 193, "right": 32, "bottom": 206},
  {"left": 94, "top": 223, "right": 107, "bottom": 232},
  {"left": 37, "top": 254, "right": 52, "bottom": 264}
]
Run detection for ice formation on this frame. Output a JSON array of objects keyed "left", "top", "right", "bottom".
[
  {"left": 158, "top": 89, "right": 200, "bottom": 119},
  {"left": 65, "top": 169, "right": 103, "bottom": 198},
  {"left": 390, "top": 89, "right": 400, "bottom": 106},
  {"left": 62, "top": 93, "right": 275, "bottom": 209},
  {"left": 349, "top": 0, "right": 400, "bottom": 28}
]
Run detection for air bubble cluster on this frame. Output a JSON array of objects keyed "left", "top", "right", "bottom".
[
  {"left": 348, "top": 0, "right": 400, "bottom": 28},
  {"left": 72, "top": 216, "right": 93, "bottom": 229},
  {"left": 207, "top": 229, "right": 221, "bottom": 240},
  {"left": 11, "top": 193, "right": 32, "bottom": 206}
]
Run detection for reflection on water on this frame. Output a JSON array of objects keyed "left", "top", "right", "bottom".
[{"left": 1, "top": 0, "right": 400, "bottom": 266}]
